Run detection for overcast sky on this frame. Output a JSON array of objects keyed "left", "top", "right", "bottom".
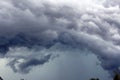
[{"left": 0, "top": 0, "right": 120, "bottom": 80}]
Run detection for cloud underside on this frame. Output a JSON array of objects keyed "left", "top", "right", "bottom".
[{"left": 0, "top": 0, "right": 120, "bottom": 74}]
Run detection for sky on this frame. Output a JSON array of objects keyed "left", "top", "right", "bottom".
[{"left": 0, "top": 0, "right": 120, "bottom": 80}]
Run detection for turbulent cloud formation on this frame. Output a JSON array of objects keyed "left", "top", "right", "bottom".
[
  {"left": 0, "top": 0, "right": 120, "bottom": 74},
  {"left": 8, "top": 53, "right": 51, "bottom": 73}
]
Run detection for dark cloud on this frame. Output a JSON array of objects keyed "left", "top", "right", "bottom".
[
  {"left": 0, "top": 0, "right": 120, "bottom": 76},
  {"left": 8, "top": 54, "right": 51, "bottom": 73},
  {"left": 0, "top": 0, "right": 78, "bottom": 73}
]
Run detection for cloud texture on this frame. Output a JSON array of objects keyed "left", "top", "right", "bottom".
[{"left": 0, "top": 0, "right": 120, "bottom": 74}]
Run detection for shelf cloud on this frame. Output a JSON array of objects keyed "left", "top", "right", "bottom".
[{"left": 0, "top": 0, "right": 120, "bottom": 75}]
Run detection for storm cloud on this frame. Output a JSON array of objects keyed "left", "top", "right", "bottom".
[{"left": 0, "top": 0, "right": 120, "bottom": 74}]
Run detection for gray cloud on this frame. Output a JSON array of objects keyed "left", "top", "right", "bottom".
[
  {"left": 0, "top": 0, "right": 120, "bottom": 75},
  {"left": 104, "top": 0, "right": 120, "bottom": 7},
  {"left": 8, "top": 54, "right": 51, "bottom": 73}
]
